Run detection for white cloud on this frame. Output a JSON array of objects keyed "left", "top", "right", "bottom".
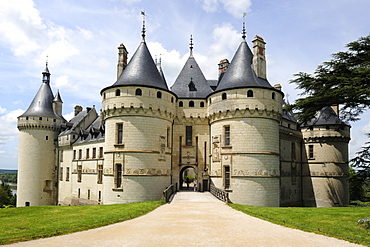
[
  {"left": 54, "top": 75, "right": 79, "bottom": 92},
  {"left": 0, "top": 109, "right": 24, "bottom": 148},
  {"left": 201, "top": 0, "right": 219, "bottom": 12},
  {"left": 220, "top": 0, "right": 252, "bottom": 18},
  {"left": 0, "top": 106, "right": 6, "bottom": 114},
  {"left": 63, "top": 111, "right": 75, "bottom": 122}
]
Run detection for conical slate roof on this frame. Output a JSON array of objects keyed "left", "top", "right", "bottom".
[
  {"left": 20, "top": 67, "right": 60, "bottom": 119},
  {"left": 111, "top": 41, "right": 168, "bottom": 91},
  {"left": 20, "top": 82, "right": 60, "bottom": 118},
  {"left": 171, "top": 55, "right": 213, "bottom": 98},
  {"left": 53, "top": 90, "right": 63, "bottom": 103},
  {"left": 304, "top": 106, "right": 349, "bottom": 126},
  {"left": 215, "top": 40, "right": 272, "bottom": 92}
]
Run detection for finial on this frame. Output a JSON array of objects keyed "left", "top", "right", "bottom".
[
  {"left": 242, "top": 12, "right": 246, "bottom": 40},
  {"left": 141, "top": 11, "right": 146, "bottom": 41},
  {"left": 46, "top": 55, "right": 49, "bottom": 68},
  {"left": 189, "top": 35, "right": 194, "bottom": 56}
]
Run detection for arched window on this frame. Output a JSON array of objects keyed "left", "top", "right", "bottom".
[
  {"left": 171, "top": 97, "right": 174, "bottom": 103},
  {"left": 272, "top": 92, "right": 275, "bottom": 100},
  {"left": 157, "top": 91, "right": 162, "bottom": 98},
  {"left": 200, "top": 102, "right": 204, "bottom": 107},
  {"left": 222, "top": 93, "right": 227, "bottom": 100},
  {"left": 135, "top": 88, "right": 142, "bottom": 96},
  {"left": 179, "top": 101, "right": 183, "bottom": 107},
  {"left": 247, "top": 90, "right": 253, "bottom": 97},
  {"left": 189, "top": 101, "right": 194, "bottom": 107},
  {"left": 115, "top": 89, "right": 121, "bottom": 96}
]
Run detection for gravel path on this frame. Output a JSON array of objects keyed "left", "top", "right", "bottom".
[{"left": 6, "top": 192, "right": 364, "bottom": 247}]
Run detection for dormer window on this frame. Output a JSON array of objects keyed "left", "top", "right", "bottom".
[
  {"left": 115, "top": 89, "right": 121, "bottom": 96},
  {"left": 188, "top": 80, "right": 197, "bottom": 91}
]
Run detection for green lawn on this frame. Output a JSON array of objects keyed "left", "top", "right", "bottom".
[
  {"left": 229, "top": 204, "right": 370, "bottom": 246},
  {"left": 0, "top": 201, "right": 165, "bottom": 245}
]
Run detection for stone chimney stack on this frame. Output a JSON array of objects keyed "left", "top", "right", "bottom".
[
  {"left": 252, "top": 35, "right": 267, "bottom": 79},
  {"left": 74, "top": 105, "right": 83, "bottom": 116},
  {"left": 218, "top": 59, "right": 229, "bottom": 78},
  {"left": 117, "top": 43, "right": 128, "bottom": 79}
]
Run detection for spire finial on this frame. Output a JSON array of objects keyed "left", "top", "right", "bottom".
[
  {"left": 46, "top": 55, "right": 49, "bottom": 68},
  {"left": 242, "top": 12, "right": 246, "bottom": 40},
  {"left": 141, "top": 11, "right": 146, "bottom": 41},
  {"left": 189, "top": 35, "right": 194, "bottom": 56}
]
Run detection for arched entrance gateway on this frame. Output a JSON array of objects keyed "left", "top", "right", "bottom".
[{"left": 179, "top": 166, "right": 197, "bottom": 191}]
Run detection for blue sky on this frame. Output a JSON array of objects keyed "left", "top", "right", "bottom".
[{"left": 0, "top": 0, "right": 369, "bottom": 170}]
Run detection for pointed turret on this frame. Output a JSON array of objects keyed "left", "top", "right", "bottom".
[
  {"left": 156, "top": 56, "right": 167, "bottom": 84},
  {"left": 215, "top": 23, "right": 272, "bottom": 92},
  {"left": 20, "top": 63, "right": 61, "bottom": 119},
  {"left": 171, "top": 35, "right": 213, "bottom": 98},
  {"left": 53, "top": 90, "right": 64, "bottom": 119}
]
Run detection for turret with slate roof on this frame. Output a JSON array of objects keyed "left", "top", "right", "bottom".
[{"left": 171, "top": 35, "right": 213, "bottom": 98}]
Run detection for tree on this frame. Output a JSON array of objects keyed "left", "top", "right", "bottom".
[
  {"left": 290, "top": 34, "right": 370, "bottom": 124},
  {"left": 0, "top": 181, "right": 16, "bottom": 207}
]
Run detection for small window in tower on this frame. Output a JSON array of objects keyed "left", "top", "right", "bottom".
[
  {"left": 73, "top": 150, "right": 76, "bottom": 160},
  {"left": 247, "top": 90, "right": 253, "bottom": 97},
  {"left": 78, "top": 188, "right": 81, "bottom": 198},
  {"left": 117, "top": 123, "right": 123, "bottom": 144},
  {"left": 115, "top": 89, "right": 121, "bottom": 96},
  {"left": 308, "top": 145, "right": 314, "bottom": 159},
  {"left": 186, "top": 126, "right": 192, "bottom": 146},
  {"left": 157, "top": 91, "right": 162, "bottom": 98},
  {"left": 171, "top": 97, "right": 174, "bottom": 103},
  {"left": 77, "top": 165, "right": 82, "bottom": 182},
  {"left": 66, "top": 167, "right": 70, "bottom": 181},
  {"left": 179, "top": 101, "right": 183, "bottom": 107},
  {"left": 87, "top": 189, "right": 91, "bottom": 200},
  {"left": 26, "top": 117, "right": 28, "bottom": 120},
  {"left": 115, "top": 163, "right": 122, "bottom": 188},
  {"left": 222, "top": 93, "right": 227, "bottom": 100},
  {"left": 99, "top": 147, "right": 104, "bottom": 158},
  {"left": 224, "top": 126, "right": 231, "bottom": 146},
  {"left": 224, "top": 166, "right": 230, "bottom": 189},
  {"left": 103, "top": 93, "right": 106, "bottom": 99},
  {"left": 46, "top": 136, "right": 48, "bottom": 140},
  {"left": 200, "top": 102, "right": 204, "bottom": 107},
  {"left": 39, "top": 117, "right": 42, "bottom": 120},
  {"left": 272, "top": 92, "right": 275, "bottom": 100},
  {"left": 53, "top": 119, "right": 56, "bottom": 122},
  {"left": 60, "top": 167, "right": 63, "bottom": 181},
  {"left": 135, "top": 88, "right": 142, "bottom": 96},
  {"left": 326, "top": 126, "right": 330, "bottom": 130},
  {"left": 98, "top": 164, "right": 103, "bottom": 184},
  {"left": 189, "top": 101, "right": 195, "bottom": 107}
]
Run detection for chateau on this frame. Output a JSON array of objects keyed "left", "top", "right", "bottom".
[{"left": 17, "top": 23, "right": 350, "bottom": 207}]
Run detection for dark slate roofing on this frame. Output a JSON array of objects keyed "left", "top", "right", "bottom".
[
  {"left": 109, "top": 41, "right": 168, "bottom": 91},
  {"left": 53, "top": 90, "right": 63, "bottom": 103},
  {"left": 282, "top": 100, "right": 297, "bottom": 123},
  {"left": 171, "top": 55, "right": 213, "bottom": 98},
  {"left": 75, "top": 117, "right": 105, "bottom": 144},
  {"left": 215, "top": 40, "right": 273, "bottom": 92},
  {"left": 304, "top": 106, "right": 349, "bottom": 126},
  {"left": 19, "top": 69, "right": 60, "bottom": 119}
]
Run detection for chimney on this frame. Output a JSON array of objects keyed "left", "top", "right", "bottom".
[
  {"left": 74, "top": 105, "right": 83, "bottom": 116},
  {"left": 274, "top": 84, "right": 282, "bottom": 91},
  {"left": 252, "top": 35, "right": 267, "bottom": 79},
  {"left": 218, "top": 59, "right": 229, "bottom": 77},
  {"left": 117, "top": 43, "right": 128, "bottom": 79}
]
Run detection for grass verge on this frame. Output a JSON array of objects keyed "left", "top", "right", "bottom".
[
  {"left": 229, "top": 204, "right": 370, "bottom": 246},
  {"left": 0, "top": 201, "right": 165, "bottom": 245}
]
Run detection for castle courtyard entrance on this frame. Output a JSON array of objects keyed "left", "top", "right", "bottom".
[{"left": 179, "top": 166, "right": 197, "bottom": 191}]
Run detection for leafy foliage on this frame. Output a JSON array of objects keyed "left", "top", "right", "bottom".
[
  {"left": 0, "top": 181, "right": 16, "bottom": 208},
  {"left": 0, "top": 173, "right": 17, "bottom": 183},
  {"left": 290, "top": 34, "right": 370, "bottom": 124}
]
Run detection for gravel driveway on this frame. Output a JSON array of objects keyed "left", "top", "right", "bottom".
[{"left": 6, "top": 192, "right": 364, "bottom": 247}]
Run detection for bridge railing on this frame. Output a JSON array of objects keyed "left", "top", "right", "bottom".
[
  {"left": 162, "top": 184, "right": 175, "bottom": 203},
  {"left": 210, "top": 182, "right": 231, "bottom": 203}
]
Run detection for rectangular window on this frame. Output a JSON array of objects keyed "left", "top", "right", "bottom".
[
  {"left": 98, "top": 191, "right": 102, "bottom": 202},
  {"left": 117, "top": 123, "right": 123, "bottom": 144},
  {"left": 59, "top": 167, "right": 63, "bottom": 181},
  {"left": 86, "top": 148, "right": 90, "bottom": 159},
  {"left": 224, "top": 166, "right": 230, "bottom": 189},
  {"left": 78, "top": 188, "right": 80, "bottom": 198},
  {"left": 97, "top": 165, "right": 103, "bottom": 184},
  {"left": 291, "top": 142, "right": 296, "bottom": 161},
  {"left": 225, "top": 126, "right": 230, "bottom": 146},
  {"left": 78, "top": 149, "right": 82, "bottom": 159},
  {"left": 73, "top": 150, "right": 76, "bottom": 160},
  {"left": 87, "top": 189, "right": 91, "bottom": 200},
  {"left": 92, "top": 148, "right": 96, "bottom": 159},
  {"left": 77, "top": 165, "right": 82, "bottom": 182},
  {"left": 66, "top": 167, "right": 70, "bottom": 181},
  {"left": 186, "top": 126, "right": 192, "bottom": 146},
  {"left": 99, "top": 147, "right": 104, "bottom": 158},
  {"left": 167, "top": 127, "right": 170, "bottom": 147},
  {"left": 60, "top": 150, "right": 64, "bottom": 162},
  {"left": 308, "top": 145, "right": 314, "bottom": 159},
  {"left": 115, "top": 164, "right": 122, "bottom": 188}
]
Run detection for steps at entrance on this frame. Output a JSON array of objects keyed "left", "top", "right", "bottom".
[{"left": 171, "top": 192, "right": 222, "bottom": 203}]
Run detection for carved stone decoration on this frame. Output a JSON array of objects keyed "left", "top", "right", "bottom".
[
  {"left": 222, "top": 154, "right": 232, "bottom": 166},
  {"left": 232, "top": 169, "right": 279, "bottom": 177},
  {"left": 212, "top": 135, "right": 221, "bottom": 162},
  {"left": 124, "top": 168, "right": 171, "bottom": 176}
]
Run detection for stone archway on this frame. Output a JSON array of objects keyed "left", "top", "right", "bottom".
[{"left": 179, "top": 165, "right": 197, "bottom": 191}]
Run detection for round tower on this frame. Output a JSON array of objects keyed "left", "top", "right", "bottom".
[
  {"left": 17, "top": 64, "right": 63, "bottom": 207},
  {"left": 208, "top": 29, "right": 283, "bottom": 206},
  {"left": 100, "top": 25, "right": 176, "bottom": 204},
  {"left": 302, "top": 106, "right": 350, "bottom": 207}
]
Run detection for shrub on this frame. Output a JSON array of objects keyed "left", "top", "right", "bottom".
[{"left": 358, "top": 218, "right": 370, "bottom": 229}]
